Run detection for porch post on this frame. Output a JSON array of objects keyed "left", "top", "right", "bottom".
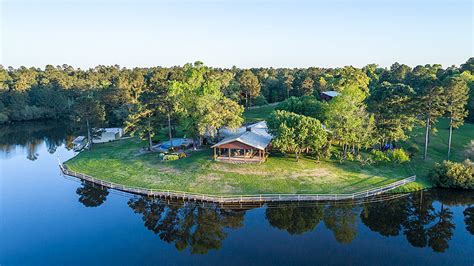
[
  {"left": 244, "top": 149, "right": 246, "bottom": 162},
  {"left": 213, "top": 147, "right": 216, "bottom": 160},
  {"left": 228, "top": 148, "right": 231, "bottom": 159}
]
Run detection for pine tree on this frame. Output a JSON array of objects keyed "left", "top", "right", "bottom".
[
  {"left": 444, "top": 77, "right": 469, "bottom": 159},
  {"left": 408, "top": 65, "right": 447, "bottom": 160}
]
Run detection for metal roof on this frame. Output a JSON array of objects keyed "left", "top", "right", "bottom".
[
  {"left": 72, "top": 136, "right": 86, "bottom": 144},
  {"left": 212, "top": 121, "right": 273, "bottom": 150},
  {"left": 321, "top": 91, "right": 340, "bottom": 98},
  {"left": 220, "top": 121, "right": 271, "bottom": 139}
]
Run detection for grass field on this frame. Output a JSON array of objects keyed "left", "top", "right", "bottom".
[{"left": 65, "top": 104, "right": 473, "bottom": 195}]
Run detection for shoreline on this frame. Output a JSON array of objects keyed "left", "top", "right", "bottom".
[{"left": 59, "top": 162, "right": 417, "bottom": 203}]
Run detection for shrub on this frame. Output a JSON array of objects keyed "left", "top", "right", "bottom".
[
  {"left": 163, "top": 154, "right": 179, "bottom": 161},
  {"left": 178, "top": 152, "right": 187, "bottom": 159},
  {"left": 345, "top": 152, "right": 355, "bottom": 161},
  {"left": 253, "top": 95, "right": 268, "bottom": 106},
  {"left": 389, "top": 149, "right": 410, "bottom": 163},
  {"left": 332, "top": 152, "right": 344, "bottom": 164},
  {"left": 431, "top": 160, "right": 474, "bottom": 189},
  {"left": 407, "top": 144, "right": 419, "bottom": 158},
  {"left": 370, "top": 149, "right": 390, "bottom": 162}
]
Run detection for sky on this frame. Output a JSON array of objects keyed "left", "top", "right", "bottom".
[{"left": 0, "top": 0, "right": 472, "bottom": 69}]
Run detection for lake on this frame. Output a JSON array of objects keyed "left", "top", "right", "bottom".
[{"left": 1, "top": 122, "right": 473, "bottom": 265}]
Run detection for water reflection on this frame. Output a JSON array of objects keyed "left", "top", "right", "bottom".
[
  {"left": 124, "top": 190, "right": 474, "bottom": 254},
  {"left": 266, "top": 205, "right": 323, "bottom": 235},
  {"left": 128, "top": 197, "right": 245, "bottom": 254},
  {"left": 0, "top": 121, "right": 75, "bottom": 160},
  {"left": 76, "top": 181, "right": 110, "bottom": 208},
  {"left": 464, "top": 207, "right": 474, "bottom": 235},
  {"left": 362, "top": 191, "right": 456, "bottom": 252}
]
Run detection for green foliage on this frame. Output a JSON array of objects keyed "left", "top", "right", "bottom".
[
  {"left": 276, "top": 96, "right": 327, "bottom": 120},
  {"left": 431, "top": 160, "right": 474, "bottom": 189},
  {"left": 407, "top": 144, "right": 420, "bottom": 157},
  {"left": 253, "top": 95, "right": 268, "bottom": 106},
  {"left": 125, "top": 105, "right": 159, "bottom": 151},
  {"left": 238, "top": 70, "right": 260, "bottom": 107},
  {"left": 268, "top": 110, "right": 327, "bottom": 161},
  {"left": 388, "top": 149, "right": 410, "bottom": 163},
  {"left": 444, "top": 77, "right": 469, "bottom": 128},
  {"left": 170, "top": 62, "right": 244, "bottom": 142},
  {"left": 367, "top": 82, "right": 417, "bottom": 144},
  {"left": 370, "top": 150, "right": 391, "bottom": 162},
  {"left": 163, "top": 154, "right": 179, "bottom": 161},
  {"left": 325, "top": 85, "right": 375, "bottom": 151}
]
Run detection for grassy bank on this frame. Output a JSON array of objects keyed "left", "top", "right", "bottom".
[
  {"left": 66, "top": 138, "right": 417, "bottom": 195},
  {"left": 65, "top": 103, "right": 473, "bottom": 195}
]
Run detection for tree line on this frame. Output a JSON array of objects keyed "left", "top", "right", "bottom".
[{"left": 0, "top": 58, "right": 472, "bottom": 157}]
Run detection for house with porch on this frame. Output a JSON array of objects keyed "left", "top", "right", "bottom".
[{"left": 211, "top": 121, "right": 272, "bottom": 163}]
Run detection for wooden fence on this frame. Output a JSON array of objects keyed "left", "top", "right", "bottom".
[{"left": 58, "top": 161, "right": 416, "bottom": 203}]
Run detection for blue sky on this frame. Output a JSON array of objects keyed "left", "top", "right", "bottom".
[{"left": 1, "top": 0, "right": 472, "bottom": 68}]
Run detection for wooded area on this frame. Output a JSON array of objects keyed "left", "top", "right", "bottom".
[{"left": 1, "top": 58, "right": 473, "bottom": 162}]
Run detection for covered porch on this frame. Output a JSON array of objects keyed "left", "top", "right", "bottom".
[{"left": 213, "top": 143, "right": 266, "bottom": 164}]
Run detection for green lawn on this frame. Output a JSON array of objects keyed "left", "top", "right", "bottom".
[
  {"left": 65, "top": 103, "right": 473, "bottom": 195},
  {"left": 398, "top": 119, "right": 474, "bottom": 190},
  {"left": 243, "top": 103, "right": 278, "bottom": 123}
]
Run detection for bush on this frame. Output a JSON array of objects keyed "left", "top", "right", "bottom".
[
  {"left": 345, "top": 152, "right": 355, "bottom": 161},
  {"left": 370, "top": 149, "right": 391, "bottom": 162},
  {"left": 407, "top": 144, "right": 419, "bottom": 158},
  {"left": 253, "top": 95, "right": 268, "bottom": 106},
  {"left": 163, "top": 154, "right": 179, "bottom": 161},
  {"left": 389, "top": 149, "right": 410, "bottom": 163},
  {"left": 178, "top": 152, "right": 187, "bottom": 159},
  {"left": 431, "top": 160, "right": 474, "bottom": 189}
]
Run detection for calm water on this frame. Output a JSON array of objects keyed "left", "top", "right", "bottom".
[{"left": 1, "top": 122, "right": 473, "bottom": 265}]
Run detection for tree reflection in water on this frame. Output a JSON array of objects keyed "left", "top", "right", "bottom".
[
  {"left": 127, "top": 190, "right": 473, "bottom": 254},
  {"left": 361, "top": 190, "right": 474, "bottom": 253},
  {"left": 0, "top": 121, "right": 75, "bottom": 160},
  {"left": 128, "top": 197, "right": 245, "bottom": 254},
  {"left": 76, "top": 181, "right": 109, "bottom": 207},
  {"left": 464, "top": 206, "right": 474, "bottom": 235},
  {"left": 266, "top": 204, "right": 359, "bottom": 243},
  {"left": 265, "top": 205, "right": 323, "bottom": 235}
]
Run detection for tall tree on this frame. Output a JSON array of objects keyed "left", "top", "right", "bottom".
[
  {"left": 170, "top": 62, "right": 243, "bottom": 148},
  {"left": 238, "top": 70, "right": 260, "bottom": 107},
  {"left": 283, "top": 73, "right": 295, "bottom": 99},
  {"left": 367, "top": 82, "right": 418, "bottom": 148},
  {"left": 443, "top": 77, "right": 469, "bottom": 159},
  {"left": 325, "top": 85, "right": 373, "bottom": 155},
  {"left": 125, "top": 106, "right": 160, "bottom": 151},
  {"left": 408, "top": 65, "right": 447, "bottom": 160},
  {"left": 72, "top": 95, "right": 105, "bottom": 150}
]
